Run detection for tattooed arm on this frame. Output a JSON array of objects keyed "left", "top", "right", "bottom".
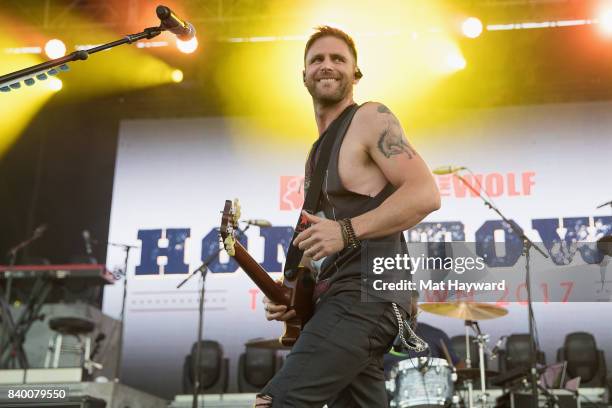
[{"left": 350, "top": 102, "right": 440, "bottom": 239}]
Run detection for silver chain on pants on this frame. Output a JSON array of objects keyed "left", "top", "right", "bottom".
[{"left": 392, "top": 303, "right": 428, "bottom": 352}]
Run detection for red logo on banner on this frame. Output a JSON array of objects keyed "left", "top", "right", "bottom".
[
  {"left": 436, "top": 172, "right": 535, "bottom": 198},
  {"left": 280, "top": 176, "right": 305, "bottom": 211}
]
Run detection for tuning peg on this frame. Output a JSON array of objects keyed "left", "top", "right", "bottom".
[
  {"left": 233, "top": 198, "right": 241, "bottom": 222},
  {"left": 224, "top": 236, "right": 236, "bottom": 256},
  {"left": 24, "top": 78, "right": 35, "bottom": 86}
]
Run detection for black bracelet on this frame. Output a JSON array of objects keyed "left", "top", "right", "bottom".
[
  {"left": 338, "top": 220, "right": 349, "bottom": 248},
  {"left": 341, "top": 218, "right": 360, "bottom": 249}
]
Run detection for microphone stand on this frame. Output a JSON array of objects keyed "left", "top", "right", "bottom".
[
  {"left": 0, "top": 26, "right": 165, "bottom": 88},
  {"left": 108, "top": 242, "right": 139, "bottom": 383},
  {"left": 0, "top": 226, "right": 47, "bottom": 370},
  {"left": 177, "top": 225, "right": 250, "bottom": 408},
  {"left": 596, "top": 200, "right": 612, "bottom": 212},
  {"left": 4, "top": 226, "right": 46, "bottom": 300},
  {"left": 454, "top": 171, "right": 549, "bottom": 408}
]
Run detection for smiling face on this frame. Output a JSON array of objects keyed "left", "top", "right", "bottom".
[{"left": 303, "top": 36, "right": 358, "bottom": 106}]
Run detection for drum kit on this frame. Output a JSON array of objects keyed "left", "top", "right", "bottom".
[{"left": 386, "top": 301, "right": 509, "bottom": 408}]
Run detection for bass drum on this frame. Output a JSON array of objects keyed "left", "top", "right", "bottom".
[{"left": 387, "top": 357, "right": 454, "bottom": 407}]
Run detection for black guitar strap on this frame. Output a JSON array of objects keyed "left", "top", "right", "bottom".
[{"left": 284, "top": 103, "right": 360, "bottom": 279}]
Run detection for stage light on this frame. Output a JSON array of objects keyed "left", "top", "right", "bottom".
[
  {"left": 598, "top": 7, "right": 612, "bottom": 35},
  {"left": 47, "top": 77, "right": 63, "bottom": 91},
  {"left": 171, "top": 69, "right": 184, "bottom": 83},
  {"left": 44, "top": 39, "right": 66, "bottom": 59},
  {"left": 177, "top": 37, "right": 198, "bottom": 54},
  {"left": 462, "top": 17, "right": 483, "bottom": 38},
  {"left": 215, "top": 0, "right": 463, "bottom": 147},
  {"left": 446, "top": 50, "right": 466, "bottom": 71}
]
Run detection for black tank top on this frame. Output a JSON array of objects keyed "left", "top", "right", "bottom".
[{"left": 305, "top": 103, "right": 412, "bottom": 311}]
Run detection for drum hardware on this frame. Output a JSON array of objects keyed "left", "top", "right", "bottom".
[
  {"left": 386, "top": 357, "right": 454, "bottom": 407},
  {"left": 419, "top": 302, "right": 507, "bottom": 408},
  {"left": 470, "top": 320, "right": 492, "bottom": 408},
  {"left": 438, "top": 337, "right": 463, "bottom": 407},
  {"left": 456, "top": 368, "right": 497, "bottom": 383},
  {"left": 419, "top": 302, "right": 508, "bottom": 321}
]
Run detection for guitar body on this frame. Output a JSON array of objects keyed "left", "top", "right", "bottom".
[
  {"left": 278, "top": 266, "right": 315, "bottom": 346},
  {"left": 220, "top": 199, "right": 315, "bottom": 347}
]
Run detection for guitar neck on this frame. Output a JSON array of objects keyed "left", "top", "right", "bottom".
[{"left": 232, "top": 241, "right": 289, "bottom": 305}]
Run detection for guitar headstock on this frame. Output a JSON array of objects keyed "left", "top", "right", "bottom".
[{"left": 220, "top": 199, "right": 241, "bottom": 256}]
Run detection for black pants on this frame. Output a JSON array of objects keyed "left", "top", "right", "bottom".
[{"left": 259, "top": 290, "right": 404, "bottom": 407}]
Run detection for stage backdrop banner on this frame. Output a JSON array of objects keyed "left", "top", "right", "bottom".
[{"left": 104, "top": 101, "right": 612, "bottom": 398}]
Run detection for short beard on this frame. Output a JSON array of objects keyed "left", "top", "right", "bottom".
[{"left": 306, "top": 78, "right": 350, "bottom": 106}]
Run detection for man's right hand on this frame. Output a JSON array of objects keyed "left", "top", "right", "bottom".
[{"left": 263, "top": 296, "right": 296, "bottom": 321}]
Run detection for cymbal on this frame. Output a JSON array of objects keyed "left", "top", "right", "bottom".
[
  {"left": 456, "top": 368, "right": 498, "bottom": 382},
  {"left": 245, "top": 338, "right": 291, "bottom": 350},
  {"left": 419, "top": 302, "right": 508, "bottom": 320}
]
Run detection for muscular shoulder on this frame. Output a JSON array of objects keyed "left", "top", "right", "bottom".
[
  {"left": 353, "top": 101, "right": 393, "bottom": 131},
  {"left": 353, "top": 101, "right": 402, "bottom": 137},
  {"left": 352, "top": 101, "right": 415, "bottom": 159}
]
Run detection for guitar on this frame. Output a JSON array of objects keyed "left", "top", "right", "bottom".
[{"left": 220, "top": 199, "right": 315, "bottom": 346}]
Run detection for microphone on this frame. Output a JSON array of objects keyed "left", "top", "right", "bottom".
[
  {"left": 33, "top": 224, "right": 48, "bottom": 239},
  {"left": 244, "top": 219, "right": 273, "bottom": 228},
  {"left": 83, "top": 230, "right": 93, "bottom": 255},
  {"left": 489, "top": 335, "right": 507, "bottom": 360},
  {"left": 156, "top": 5, "right": 196, "bottom": 41},
  {"left": 432, "top": 165, "right": 467, "bottom": 175}
]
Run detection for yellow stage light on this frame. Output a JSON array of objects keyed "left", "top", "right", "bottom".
[
  {"left": 598, "top": 7, "right": 612, "bottom": 35},
  {"left": 177, "top": 37, "right": 198, "bottom": 54},
  {"left": 0, "top": 25, "right": 60, "bottom": 157},
  {"left": 462, "top": 17, "right": 483, "bottom": 38},
  {"left": 171, "top": 69, "right": 184, "bottom": 83},
  {"left": 215, "top": 0, "right": 463, "bottom": 148},
  {"left": 47, "top": 77, "right": 63, "bottom": 91},
  {"left": 446, "top": 50, "right": 467, "bottom": 71},
  {"left": 0, "top": 66, "right": 58, "bottom": 157},
  {"left": 44, "top": 39, "right": 66, "bottom": 59}
]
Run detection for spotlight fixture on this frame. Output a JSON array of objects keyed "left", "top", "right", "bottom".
[
  {"left": 598, "top": 6, "right": 612, "bottom": 35},
  {"left": 171, "top": 69, "right": 184, "bottom": 83},
  {"left": 462, "top": 17, "right": 483, "bottom": 39},
  {"left": 44, "top": 39, "right": 67, "bottom": 59},
  {"left": 48, "top": 77, "right": 63, "bottom": 92}
]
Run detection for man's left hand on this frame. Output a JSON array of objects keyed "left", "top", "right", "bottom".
[{"left": 293, "top": 211, "right": 345, "bottom": 261}]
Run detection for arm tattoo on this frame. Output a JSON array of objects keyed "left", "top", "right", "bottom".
[
  {"left": 376, "top": 104, "right": 415, "bottom": 159},
  {"left": 377, "top": 104, "right": 392, "bottom": 114}
]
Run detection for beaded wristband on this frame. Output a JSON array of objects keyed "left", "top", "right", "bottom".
[
  {"left": 339, "top": 218, "right": 360, "bottom": 249},
  {"left": 338, "top": 220, "right": 349, "bottom": 248}
]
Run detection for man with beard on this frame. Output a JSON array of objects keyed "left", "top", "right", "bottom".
[{"left": 256, "top": 26, "right": 440, "bottom": 407}]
